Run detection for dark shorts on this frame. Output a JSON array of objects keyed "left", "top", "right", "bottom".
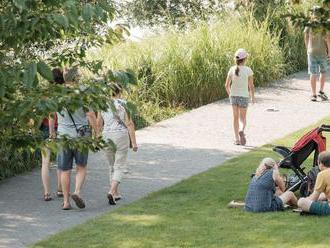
[
  {"left": 230, "top": 96, "right": 249, "bottom": 108},
  {"left": 309, "top": 201, "right": 330, "bottom": 216},
  {"left": 57, "top": 147, "right": 89, "bottom": 171}
]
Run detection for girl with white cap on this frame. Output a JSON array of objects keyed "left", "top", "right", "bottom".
[{"left": 225, "top": 48, "right": 255, "bottom": 145}]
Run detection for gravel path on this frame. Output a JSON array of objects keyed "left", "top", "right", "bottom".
[{"left": 0, "top": 71, "right": 329, "bottom": 248}]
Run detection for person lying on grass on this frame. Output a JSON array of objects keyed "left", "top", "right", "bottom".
[
  {"left": 298, "top": 151, "right": 330, "bottom": 216},
  {"left": 245, "top": 158, "right": 297, "bottom": 212}
]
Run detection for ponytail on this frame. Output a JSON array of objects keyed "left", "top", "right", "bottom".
[{"left": 234, "top": 58, "right": 245, "bottom": 76}]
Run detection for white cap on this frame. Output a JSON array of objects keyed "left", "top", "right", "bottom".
[{"left": 235, "top": 48, "right": 248, "bottom": 60}]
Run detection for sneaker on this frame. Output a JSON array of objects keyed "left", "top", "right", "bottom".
[
  {"left": 318, "top": 91, "right": 328, "bottom": 101},
  {"left": 311, "top": 95, "right": 317, "bottom": 102},
  {"left": 227, "top": 200, "right": 245, "bottom": 208}
]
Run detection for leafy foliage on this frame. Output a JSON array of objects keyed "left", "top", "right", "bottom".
[
  {"left": 0, "top": 1, "right": 135, "bottom": 178},
  {"left": 119, "top": 0, "right": 224, "bottom": 27}
]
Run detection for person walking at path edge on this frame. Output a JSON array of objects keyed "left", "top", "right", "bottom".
[
  {"left": 304, "top": 6, "right": 330, "bottom": 102},
  {"left": 97, "top": 83, "right": 138, "bottom": 205},
  {"left": 51, "top": 67, "right": 98, "bottom": 210},
  {"left": 298, "top": 151, "right": 330, "bottom": 215},
  {"left": 40, "top": 68, "right": 65, "bottom": 201},
  {"left": 225, "top": 48, "right": 255, "bottom": 145}
]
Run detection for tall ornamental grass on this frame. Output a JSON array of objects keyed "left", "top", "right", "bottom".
[{"left": 99, "top": 18, "right": 287, "bottom": 108}]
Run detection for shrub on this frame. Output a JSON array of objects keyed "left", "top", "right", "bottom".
[{"left": 98, "top": 17, "right": 287, "bottom": 110}]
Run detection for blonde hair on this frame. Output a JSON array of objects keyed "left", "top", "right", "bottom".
[{"left": 255, "top": 157, "right": 276, "bottom": 177}]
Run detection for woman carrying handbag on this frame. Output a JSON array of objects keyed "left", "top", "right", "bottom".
[{"left": 97, "top": 83, "right": 138, "bottom": 205}]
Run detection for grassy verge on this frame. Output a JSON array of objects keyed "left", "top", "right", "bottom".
[{"left": 33, "top": 118, "right": 330, "bottom": 248}]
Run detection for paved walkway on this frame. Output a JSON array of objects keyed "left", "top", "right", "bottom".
[{"left": 1, "top": 71, "right": 330, "bottom": 248}]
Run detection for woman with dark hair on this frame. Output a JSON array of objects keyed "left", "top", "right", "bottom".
[
  {"left": 40, "top": 68, "right": 65, "bottom": 201},
  {"left": 97, "top": 82, "right": 138, "bottom": 205},
  {"left": 225, "top": 48, "right": 255, "bottom": 146}
]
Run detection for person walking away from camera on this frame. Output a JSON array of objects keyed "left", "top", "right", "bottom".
[
  {"left": 225, "top": 48, "right": 255, "bottom": 145},
  {"left": 97, "top": 83, "right": 138, "bottom": 205},
  {"left": 304, "top": 6, "right": 330, "bottom": 102},
  {"left": 245, "top": 158, "right": 297, "bottom": 212},
  {"left": 40, "top": 68, "right": 64, "bottom": 201},
  {"left": 51, "top": 67, "right": 98, "bottom": 210},
  {"left": 298, "top": 151, "right": 330, "bottom": 215}
]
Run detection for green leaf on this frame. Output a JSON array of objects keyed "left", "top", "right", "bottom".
[
  {"left": 13, "top": 0, "right": 26, "bottom": 12},
  {"left": 53, "top": 14, "right": 69, "bottom": 29},
  {"left": 82, "top": 4, "right": 94, "bottom": 22},
  {"left": 37, "top": 61, "right": 54, "bottom": 82},
  {"left": 23, "top": 63, "right": 37, "bottom": 88}
]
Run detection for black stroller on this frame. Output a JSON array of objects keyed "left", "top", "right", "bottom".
[{"left": 273, "top": 124, "right": 330, "bottom": 197}]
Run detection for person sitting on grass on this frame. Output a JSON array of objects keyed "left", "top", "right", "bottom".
[
  {"left": 245, "top": 158, "right": 297, "bottom": 212},
  {"left": 297, "top": 151, "right": 330, "bottom": 216}
]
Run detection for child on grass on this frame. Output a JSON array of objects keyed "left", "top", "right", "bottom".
[{"left": 225, "top": 48, "right": 255, "bottom": 145}]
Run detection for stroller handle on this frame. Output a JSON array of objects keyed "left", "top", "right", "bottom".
[{"left": 319, "top": 124, "right": 330, "bottom": 132}]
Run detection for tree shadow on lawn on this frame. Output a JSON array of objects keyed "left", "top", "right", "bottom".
[{"left": 0, "top": 143, "right": 238, "bottom": 248}]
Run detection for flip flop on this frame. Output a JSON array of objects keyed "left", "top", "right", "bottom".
[
  {"left": 71, "top": 194, "right": 86, "bottom": 209},
  {"left": 56, "top": 191, "right": 64, "bottom": 198},
  {"left": 44, "top": 193, "right": 52, "bottom": 201},
  {"left": 107, "top": 193, "right": 116, "bottom": 205}
]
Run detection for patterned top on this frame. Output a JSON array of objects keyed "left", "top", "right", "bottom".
[
  {"left": 102, "top": 99, "right": 128, "bottom": 134},
  {"left": 245, "top": 169, "right": 283, "bottom": 212}
]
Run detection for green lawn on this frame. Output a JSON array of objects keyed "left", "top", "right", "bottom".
[{"left": 33, "top": 118, "right": 330, "bottom": 248}]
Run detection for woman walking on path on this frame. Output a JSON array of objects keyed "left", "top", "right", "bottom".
[
  {"left": 97, "top": 83, "right": 138, "bottom": 205},
  {"left": 225, "top": 48, "right": 255, "bottom": 145},
  {"left": 40, "top": 68, "right": 65, "bottom": 201}
]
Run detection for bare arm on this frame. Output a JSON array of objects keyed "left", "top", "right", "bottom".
[
  {"left": 48, "top": 113, "right": 56, "bottom": 138},
  {"left": 326, "top": 35, "right": 330, "bottom": 58},
  {"left": 304, "top": 31, "right": 309, "bottom": 50},
  {"left": 225, "top": 75, "right": 231, "bottom": 96},
  {"left": 273, "top": 168, "right": 285, "bottom": 193},
  {"left": 95, "top": 112, "right": 104, "bottom": 137},
  {"left": 86, "top": 111, "right": 98, "bottom": 137},
  {"left": 125, "top": 113, "right": 138, "bottom": 152},
  {"left": 248, "top": 75, "right": 255, "bottom": 103},
  {"left": 307, "top": 190, "right": 321, "bottom": 202}
]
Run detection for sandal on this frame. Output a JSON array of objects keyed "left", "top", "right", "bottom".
[
  {"left": 239, "top": 131, "right": 246, "bottom": 146},
  {"left": 56, "top": 191, "right": 64, "bottom": 198},
  {"left": 62, "top": 203, "right": 72, "bottom": 210},
  {"left": 71, "top": 194, "right": 86, "bottom": 209},
  {"left": 44, "top": 193, "right": 52, "bottom": 201},
  {"left": 234, "top": 140, "right": 241, "bottom": 145},
  {"left": 107, "top": 193, "right": 116, "bottom": 205}
]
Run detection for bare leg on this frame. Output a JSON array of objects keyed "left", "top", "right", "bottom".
[
  {"left": 232, "top": 105, "right": 240, "bottom": 142},
  {"left": 320, "top": 73, "right": 326, "bottom": 92},
  {"left": 297, "top": 197, "right": 313, "bottom": 212},
  {"left": 41, "top": 148, "right": 51, "bottom": 195},
  {"left": 109, "top": 181, "right": 119, "bottom": 196},
  {"left": 74, "top": 165, "right": 87, "bottom": 196},
  {"left": 279, "top": 191, "right": 297, "bottom": 206},
  {"left": 57, "top": 170, "right": 62, "bottom": 193},
  {"left": 239, "top": 107, "right": 247, "bottom": 132},
  {"left": 61, "top": 170, "right": 71, "bottom": 208},
  {"left": 310, "top": 74, "right": 317, "bottom": 96}
]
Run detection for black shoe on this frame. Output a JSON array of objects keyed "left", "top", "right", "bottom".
[
  {"left": 107, "top": 193, "right": 116, "bottom": 205},
  {"left": 318, "top": 91, "right": 328, "bottom": 101},
  {"left": 311, "top": 95, "right": 317, "bottom": 102}
]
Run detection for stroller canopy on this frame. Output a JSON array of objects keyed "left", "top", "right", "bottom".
[{"left": 292, "top": 127, "right": 326, "bottom": 153}]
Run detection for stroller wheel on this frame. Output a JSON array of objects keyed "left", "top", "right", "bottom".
[{"left": 299, "top": 182, "right": 309, "bottom": 197}]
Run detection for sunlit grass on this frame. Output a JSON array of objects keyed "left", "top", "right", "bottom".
[{"left": 32, "top": 117, "right": 330, "bottom": 248}]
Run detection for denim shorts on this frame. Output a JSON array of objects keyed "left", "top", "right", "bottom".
[
  {"left": 309, "top": 201, "right": 330, "bottom": 216},
  {"left": 308, "top": 55, "right": 328, "bottom": 75},
  {"left": 230, "top": 96, "right": 249, "bottom": 108},
  {"left": 57, "top": 147, "right": 89, "bottom": 171}
]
